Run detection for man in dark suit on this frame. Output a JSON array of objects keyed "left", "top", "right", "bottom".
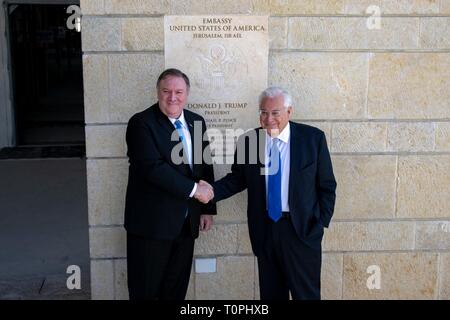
[
  {"left": 124, "top": 68, "right": 216, "bottom": 300},
  {"left": 209, "top": 86, "right": 336, "bottom": 300}
]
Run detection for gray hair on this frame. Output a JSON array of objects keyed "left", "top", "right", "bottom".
[{"left": 258, "top": 86, "right": 293, "bottom": 109}]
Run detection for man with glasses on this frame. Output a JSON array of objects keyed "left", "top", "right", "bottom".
[{"left": 205, "top": 86, "right": 336, "bottom": 299}]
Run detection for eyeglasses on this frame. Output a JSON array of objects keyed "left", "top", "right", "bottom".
[{"left": 259, "top": 110, "right": 284, "bottom": 118}]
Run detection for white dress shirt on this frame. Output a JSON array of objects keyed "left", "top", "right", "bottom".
[
  {"left": 265, "top": 123, "right": 291, "bottom": 212},
  {"left": 168, "top": 111, "right": 197, "bottom": 197}
]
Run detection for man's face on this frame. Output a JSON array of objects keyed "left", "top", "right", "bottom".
[
  {"left": 157, "top": 75, "right": 189, "bottom": 118},
  {"left": 259, "top": 95, "right": 292, "bottom": 136}
]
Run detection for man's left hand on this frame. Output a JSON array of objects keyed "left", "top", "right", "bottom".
[{"left": 199, "top": 215, "right": 213, "bottom": 232}]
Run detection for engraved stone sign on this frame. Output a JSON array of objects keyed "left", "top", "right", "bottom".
[{"left": 165, "top": 15, "right": 268, "bottom": 158}]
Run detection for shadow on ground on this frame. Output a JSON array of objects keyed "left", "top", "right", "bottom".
[{"left": 0, "top": 158, "right": 90, "bottom": 299}]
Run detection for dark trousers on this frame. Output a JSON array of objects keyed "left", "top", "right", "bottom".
[
  {"left": 257, "top": 217, "right": 322, "bottom": 300},
  {"left": 126, "top": 218, "right": 194, "bottom": 300}
]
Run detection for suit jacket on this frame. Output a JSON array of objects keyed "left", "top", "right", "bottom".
[
  {"left": 213, "top": 121, "right": 336, "bottom": 256},
  {"left": 124, "top": 103, "right": 217, "bottom": 240}
]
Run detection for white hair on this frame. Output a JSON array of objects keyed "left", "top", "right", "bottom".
[{"left": 258, "top": 86, "right": 293, "bottom": 109}]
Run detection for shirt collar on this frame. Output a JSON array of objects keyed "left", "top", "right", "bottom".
[
  {"left": 266, "top": 122, "right": 290, "bottom": 144},
  {"left": 168, "top": 111, "right": 187, "bottom": 128}
]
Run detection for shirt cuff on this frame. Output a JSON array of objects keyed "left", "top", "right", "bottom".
[{"left": 189, "top": 183, "right": 198, "bottom": 198}]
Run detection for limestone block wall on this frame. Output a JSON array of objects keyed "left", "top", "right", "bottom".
[{"left": 81, "top": 0, "right": 450, "bottom": 300}]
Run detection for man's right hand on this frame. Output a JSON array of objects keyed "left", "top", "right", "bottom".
[{"left": 194, "top": 180, "right": 214, "bottom": 204}]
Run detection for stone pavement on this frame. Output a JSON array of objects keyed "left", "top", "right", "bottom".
[{"left": 0, "top": 158, "right": 90, "bottom": 300}]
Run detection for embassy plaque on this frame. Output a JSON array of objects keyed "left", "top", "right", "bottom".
[{"left": 164, "top": 15, "right": 268, "bottom": 148}]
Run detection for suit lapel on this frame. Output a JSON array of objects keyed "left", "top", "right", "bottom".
[
  {"left": 257, "top": 128, "right": 267, "bottom": 208},
  {"left": 288, "top": 122, "right": 300, "bottom": 208},
  {"left": 288, "top": 122, "right": 303, "bottom": 208},
  {"left": 155, "top": 103, "right": 177, "bottom": 135},
  {"left": 183, "top": 111, "right": 196, "bottom": 174},
  {"left": 183, "top": 110, "right": 196, "bottom": 149}
]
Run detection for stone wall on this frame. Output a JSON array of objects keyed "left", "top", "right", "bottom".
[{"left": 81, "top": 0, "right": 450, "bottom": 300}]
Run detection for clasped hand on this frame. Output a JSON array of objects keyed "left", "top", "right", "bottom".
[{"left": 194, "top": 180, "right": 214, "bottom": 204}]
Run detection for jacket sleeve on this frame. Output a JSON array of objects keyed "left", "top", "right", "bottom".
[
  {"left": 126, "top": 115, "right": 195, "bottom": 200},
  {"left": 212, "top": 134, "right": 248, "bottom": 202},
  {"left": 316, "top": 132, "right": 337, "bottom": 228}
]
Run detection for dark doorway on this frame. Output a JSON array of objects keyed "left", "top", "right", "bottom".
[
  {"left": 0, "top": 2, "right": 90, "bottom": 300},
  {"left": 8, "top": 3, "right": 84, "bottom": 146}
]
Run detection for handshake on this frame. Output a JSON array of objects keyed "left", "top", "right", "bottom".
[{"left": 193, "top": 180, "right": 214, "bottom": 204}]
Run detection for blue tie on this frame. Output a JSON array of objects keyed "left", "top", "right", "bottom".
[
  {"left": 268, "top": 138, "right": 282, "bottom": 222},
  {"left": 175, "top": 120, "right": 190, "bottom": 218},
  {"left": 174, "top": 120, "right": 190, "bottom": 168}
]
